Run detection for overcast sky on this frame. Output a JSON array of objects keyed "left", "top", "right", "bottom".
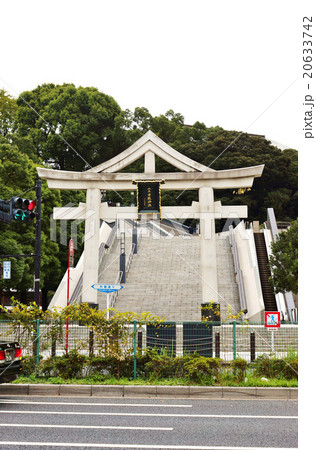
[{"left": 1, "top": 0, "right": 314, "bottom": 152}]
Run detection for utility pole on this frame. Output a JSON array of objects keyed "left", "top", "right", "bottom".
[{"left": 34, "top": 180, "right": 42, "bottom": 307}]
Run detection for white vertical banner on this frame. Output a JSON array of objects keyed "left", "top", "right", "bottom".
[{"left": 3, "top": 261, "right": 11, "bottom": 279}]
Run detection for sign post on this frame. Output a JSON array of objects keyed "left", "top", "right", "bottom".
[
  {"left": 92, "top": 284, "right": 124, "bottom": 319},
  {"left": 265, "top": 312, "right": 281, "bottom": 353},
  {"left": 66, "top": 239, "right": 75, "bottom": 354},
  {"left": 265, "top": 312, "right": 281, "bottom": 328}
]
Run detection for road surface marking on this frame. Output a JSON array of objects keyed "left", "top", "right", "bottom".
[
  {"left": 0, "top": 410, "right": 298, "bottom": 419},
  {"left": 2, "top": 400, "right": 192, "bottom": 408},
  {"left": 0, "top": 424, "right": 173, "bottom": 431},
  {"left": 0, "top": 441, "right": 296, "bottom": 449}
]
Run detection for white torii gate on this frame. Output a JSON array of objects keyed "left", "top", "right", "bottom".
[{"left": 37, "top": 131, "right": 264, "bottom": 306}]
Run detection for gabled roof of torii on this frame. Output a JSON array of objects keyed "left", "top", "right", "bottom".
[
  {"left": 87, "top": 130, "right": 214, "bottom": 173},
  {"left": 37, "top": 130, "right": 264, "bottom": 190}
]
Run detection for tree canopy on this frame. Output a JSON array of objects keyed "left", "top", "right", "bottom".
[
  {"left": 16, "top": 83, "right": 121, "bottom": 171},
  {"left": 0, "top": 136, "right": 62, "bottom": 305},
  {"left": 269, "top": 220, "right": 298, "bottom": 295},
  {"left": 0, "top": 89, "right": 17, "bottom": 137}
]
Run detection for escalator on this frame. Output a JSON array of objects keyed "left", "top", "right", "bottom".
[{"left": 254, "top": 232, "right": 278, "bottom": 311}]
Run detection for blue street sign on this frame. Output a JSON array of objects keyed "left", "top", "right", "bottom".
[
  {"left": 3, "top": 261, "right": 11, "bottom": 280},
  {"left": 92, "top": 283, "right": 124, "bottom": 293}
]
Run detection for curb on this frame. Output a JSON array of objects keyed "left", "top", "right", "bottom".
[{"left": 0, "top": 384, "right": 298, "bottom": 400}]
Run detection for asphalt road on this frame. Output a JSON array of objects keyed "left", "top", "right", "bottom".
[{"left": 0, "top": 396, "right": 298, "bottom": 449}]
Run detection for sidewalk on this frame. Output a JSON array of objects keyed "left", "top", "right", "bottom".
[{"left": 0, "top": 384, "right": 298, "bottom": 400}]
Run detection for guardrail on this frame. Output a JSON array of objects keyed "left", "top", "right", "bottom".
[
  {"left": 108, "top": 271, "right": 123, "bottom": 310},
  {"left": 161, "top": 218, "right": 191, "bottom": 235},
  {"left": 125, "top": 243, "right": 135, "bottom": 274},
  {"left": 125, "top": 223, "right": 142, "bottom": 276}
]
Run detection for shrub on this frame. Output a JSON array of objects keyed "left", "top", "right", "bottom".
[
  {"left": 283, "top": 356, "right": 298, "bottom": 380},
  {"left": 21, "top": 356, "right": 37, "bottom": 376},
  {"left": 86, "top": 356, "right": 133, "bottom": 379},
  {"left": 183, "top": 357, "right": 212, "bottom": 384},
  {"left": 52, "top": 350, "right": 87, "bottom": 379},
  {"left": 254, "top": 355, "right": 298, "bottom": 380},
  {"left": 38, "top": 357, "right": 56, "bottom": 378},
  {"left": 208, "top": 357, "right": 222, "bottom": 383},
  {"left": 231, "top": 357, "right": 248, "bottom": 382},
  {"left": 137, "top": 350, "right": 222, "bottom": 383},
  {"left": 144, "top": 350, "right": 175, "bottom": 380},
  {"left": 86, "top": 357, "right": 111, "bottom": 378},
  {"left": 183, "top": 356, "right": 222, "bottom": 384}
]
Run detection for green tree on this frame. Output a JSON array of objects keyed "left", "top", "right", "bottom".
[
  {"left": 0, "top": 137, "right": 62, "bottom": 305},
  {"left": 0, "top": 235, "right": 26, "bottom": 294},
  {"left": 181, "top": 129, "right": 298, "bottom": 222},
  {"left": 16, "top": 83, "right": 121, "bottom": 171},
  {"left": 269, "top": 220, "right": 298, "bottom": 294},
  {"left": 0, "top": 89, "right": 17, "bottom": 137}
]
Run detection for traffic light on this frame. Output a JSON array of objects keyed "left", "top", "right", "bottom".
[
  {"left": 10, "top": 197, "right": 36, "bottom": 221},
  {"left": 0, "top": 199, "right": 12, "bottom": 223}
]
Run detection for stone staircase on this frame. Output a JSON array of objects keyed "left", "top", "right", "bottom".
[
  {"left": 109, "top": 229, "right": 241, "bottom": 321},
  {"left": 216, "top": 232, "right": 241, "bottom": 318},
  {"left": 97, "top": 232, "right": 133, "bottom": 310}
]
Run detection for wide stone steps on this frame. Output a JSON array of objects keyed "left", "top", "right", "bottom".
[
  {"left": 97, "top": 234, "right": 133, "bottom": 309},
  {"left": 110, "top": 232, "right": 240, "bottom": 321}
]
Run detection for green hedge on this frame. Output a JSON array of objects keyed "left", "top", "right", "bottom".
[
  {"left": 21, "top": 350, "right": 298, "bottom": 383},
  {"left": 254, "top": 354, "right": 298, "bottom": 380}
]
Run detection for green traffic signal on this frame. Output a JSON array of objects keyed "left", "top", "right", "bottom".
[
  {"left": 10, "top": 197, "right": 36, "bottom": 221},
  {"left": 13, "top": 209, "right": 23, "bottom": 220}
]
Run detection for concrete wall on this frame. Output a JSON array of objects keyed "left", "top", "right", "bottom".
[
  {"left": 233, "top": 221, "right": 264, "bottom": 321},
  {"left": 48, "top": 221, "right": 113, "bottom": 311}
]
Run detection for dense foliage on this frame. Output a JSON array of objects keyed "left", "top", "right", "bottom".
[
  {"left": 0, "top": 85, "right": 298, "bottom": 306},
  {"left": 3, "top": 300, "right": 298, "bottom": 385},
  {"left": 19, "top": 350, "right": 297, "bottom": 385},
  {"left": 269, "top": 220, "right": 298, "bottom": 294}
]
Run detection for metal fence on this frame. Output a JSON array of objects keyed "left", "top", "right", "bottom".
[{"left": 0, "top": 320, "right": 298, "bottom": 363}]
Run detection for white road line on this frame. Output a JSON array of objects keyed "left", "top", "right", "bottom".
[
  {"left": 2, "top": 400, "right": 192, "bottom": 408},
  {"left": 0, "top": 424, "right": 172, "bottom": 431},
  {"left": 0, "top": 410, "right": 298, "bottom": 419},
  {"left": 0, "top": 442, "right": 296, "bottom": 449}
]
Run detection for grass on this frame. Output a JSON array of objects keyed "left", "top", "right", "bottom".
[{"left": 13, "top": 374, "right": 298, "bottom": 387}]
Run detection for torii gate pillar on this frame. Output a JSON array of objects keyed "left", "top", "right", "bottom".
[
  {"left": 199, "top": 187, "right": 218, "bottom": 303},
  {"left": 83, "top": 188, "right": 100, "bottom": 304}
]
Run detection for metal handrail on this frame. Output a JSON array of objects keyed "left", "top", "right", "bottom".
[
  {"left": 109, "top": 221, "right": 142, "bottom": 311},
  {"left": 161, "top": 218, "right": 191, "bottom": 235},
  {"left": 137, "top": 226, "right": 142, "bottom": 248},
  {"left": 147, "top": 220, "right": 171, "bottom": 237},
  {"left": 125, "top": 224, "right": 142, "bottom": 276},
  {"left": 126, "top": 243, "right": 136, "bottom": 274},
  {"left": 109, "top": 271, "right": 123, "bottom": 309}
]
